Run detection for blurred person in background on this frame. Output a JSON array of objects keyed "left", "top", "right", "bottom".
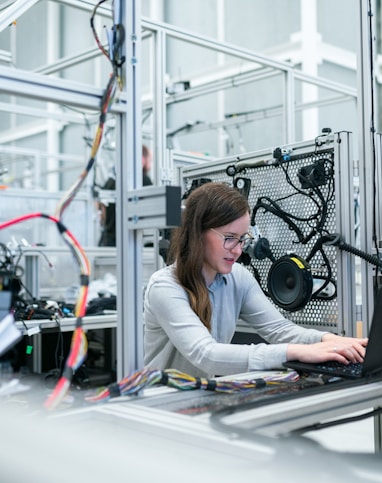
[{"left": 98, "top": 144, "right": 153, "bottom": 247}]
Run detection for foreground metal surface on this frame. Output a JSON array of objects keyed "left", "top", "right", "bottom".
[{"left": 2, "top": 372, "right": 381, "bottom": 482}]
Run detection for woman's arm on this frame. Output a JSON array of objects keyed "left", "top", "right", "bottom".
[
  {"left": 237, "top": 265, "right": 368, "bottom": 364},
  {"left": 144, "top": 270, "right": 291, "bottom": 374}
]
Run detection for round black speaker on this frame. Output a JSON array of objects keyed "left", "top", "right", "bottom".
[{"left": 267, "top": 254, "right": 313, "bottom": 311}]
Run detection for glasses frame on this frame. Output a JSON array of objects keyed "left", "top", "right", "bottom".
[{"left": 210, "top": 228, "right": 253, "bottom": 250}]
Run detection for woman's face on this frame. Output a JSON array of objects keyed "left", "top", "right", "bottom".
[{"left": 201, "top": 212, "right": 250, "bottom": 286}]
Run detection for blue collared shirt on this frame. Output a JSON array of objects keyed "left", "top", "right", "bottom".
[{"left": 143, "top": 263, "right": 325, "bottom": 378}]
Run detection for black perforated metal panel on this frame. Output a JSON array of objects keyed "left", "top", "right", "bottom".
[{"left": 181, "top": 145, "right": 341, "bottom": 331}]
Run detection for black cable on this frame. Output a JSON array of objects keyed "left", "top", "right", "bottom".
[
  {"left": 53, "top": 317, "right": 64, "bottom": 374},
  {"left": 311, "top": 274, "right": 337, "bottom": 301},
  {"left": 252, "top": 147, "right": 378, "bottom": 301},
  {"left": 311, "top": 248, "right": 337, "bottom": 301},
  {"left": 305, "top": 236, "right": 337, "bottom": 301},
  {"left": 338, "top": 239, "right": 382, "bottom": 268},
  {"left": 281, "top": 155, "right": 334, "bottom": 244},
  {"left": 252, "top": 197, "right": 306, "bottom": 243},
  {"left": 292, "top": 406, "right": 382, "bottom": 435},
  {"left": 320, "top": 233, "right": 382, "bottom": 269},
  {"left": 249, "top": 154, "right": 340, "bottom": 303},
  {"left": 367, "top": 0, "right": 380, "bottom": 279},
  {"left": 251, "top": 155, "right": 334, "bottom": 247}
]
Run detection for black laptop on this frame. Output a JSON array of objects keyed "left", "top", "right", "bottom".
[{"left": 283, "top": 287, "right": 382, "bottom": 379}]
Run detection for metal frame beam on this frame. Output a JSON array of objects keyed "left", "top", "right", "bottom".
[
  {"left": 356, "top": 0, "right": 377, "bottom": 330},
  {"left": 334, "top": 131, "right": 357, "bottom": 337},
  {"left": 0, "top": 64, "right": 127, "bottom": 113},
  {"left": 0, "top": 0, "right": 40, "bottom": 33},
  {"left": 115, "top": 0, "right": 143, "bottom": 379},
  {"left": 126, "top": 185, "right": 181, "bottom": 230}
]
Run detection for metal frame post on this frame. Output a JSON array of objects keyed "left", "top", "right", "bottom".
[
  {"left": 334, "top": 131, "right": 357, "bottom": 336},
  {"left": 116, "top": 0, "right": 143, "bottom": 380}
]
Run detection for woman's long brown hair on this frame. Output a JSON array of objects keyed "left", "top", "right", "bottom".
[{"left": 168, "top": 183, "right": 249, "bottom": 330}]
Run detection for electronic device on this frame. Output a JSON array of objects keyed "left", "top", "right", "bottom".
[
  {"left": 283, "top": 287, "right": 382, "bottom": 379},
  {"left": 233, "top": 177, "right": 251, "bottom": 199},
  {"left": 267, "top": 254, "right": 313, "bottom": 311}
]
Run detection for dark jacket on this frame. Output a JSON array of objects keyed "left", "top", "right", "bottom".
[{"left": 98, "top": 173, "right": 153, "bottom": 247}]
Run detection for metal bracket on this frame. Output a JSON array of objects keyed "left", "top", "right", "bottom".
[{"left": 126, "top": 185, "right": 181, "bottom": 230}]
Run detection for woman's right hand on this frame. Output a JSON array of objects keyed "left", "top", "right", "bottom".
[{"left": 286, "top": 336, "right": 367, "bottom": 365}]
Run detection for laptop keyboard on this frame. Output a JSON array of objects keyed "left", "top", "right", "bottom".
[{"left": 315, "top": 361, "right": 363, "bottom": 377}]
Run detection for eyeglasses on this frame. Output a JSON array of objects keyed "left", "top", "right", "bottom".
[{"left": 210, "top": 228, "right": 253, "bottom": 250}]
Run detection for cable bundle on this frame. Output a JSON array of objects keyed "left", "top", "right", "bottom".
[
  {"left": 85, "top": 368, "right": 300, "bottom": 403},
  {"left": 44, "top": 325, "right": 88, "bottom": 410},
  {"left": 0, "top": 2, "right": 126, "bottom": 411},
  {"left": 0, "top": 213, "right": 91, "bottom": 409}
]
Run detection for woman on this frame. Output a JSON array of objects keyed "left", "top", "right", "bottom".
[{"left": 143, "top": 182, "right": 367, "bottom": 378}]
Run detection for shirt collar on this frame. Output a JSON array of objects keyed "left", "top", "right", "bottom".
[{"left": 209, "top": 273, "right": 227, "bottom": 290}]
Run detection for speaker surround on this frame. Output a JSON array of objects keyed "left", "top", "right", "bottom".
[{"left": 267, "top": 254, "right": 313, "bottom": 311}]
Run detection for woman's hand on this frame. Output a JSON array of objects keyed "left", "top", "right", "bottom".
[{"left": 286, "top": 335, "right": 368, "bottom": 365}]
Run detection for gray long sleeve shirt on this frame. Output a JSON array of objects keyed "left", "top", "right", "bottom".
[{"left": 143, "top": 263, "right": 326, "bottom": 378}]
